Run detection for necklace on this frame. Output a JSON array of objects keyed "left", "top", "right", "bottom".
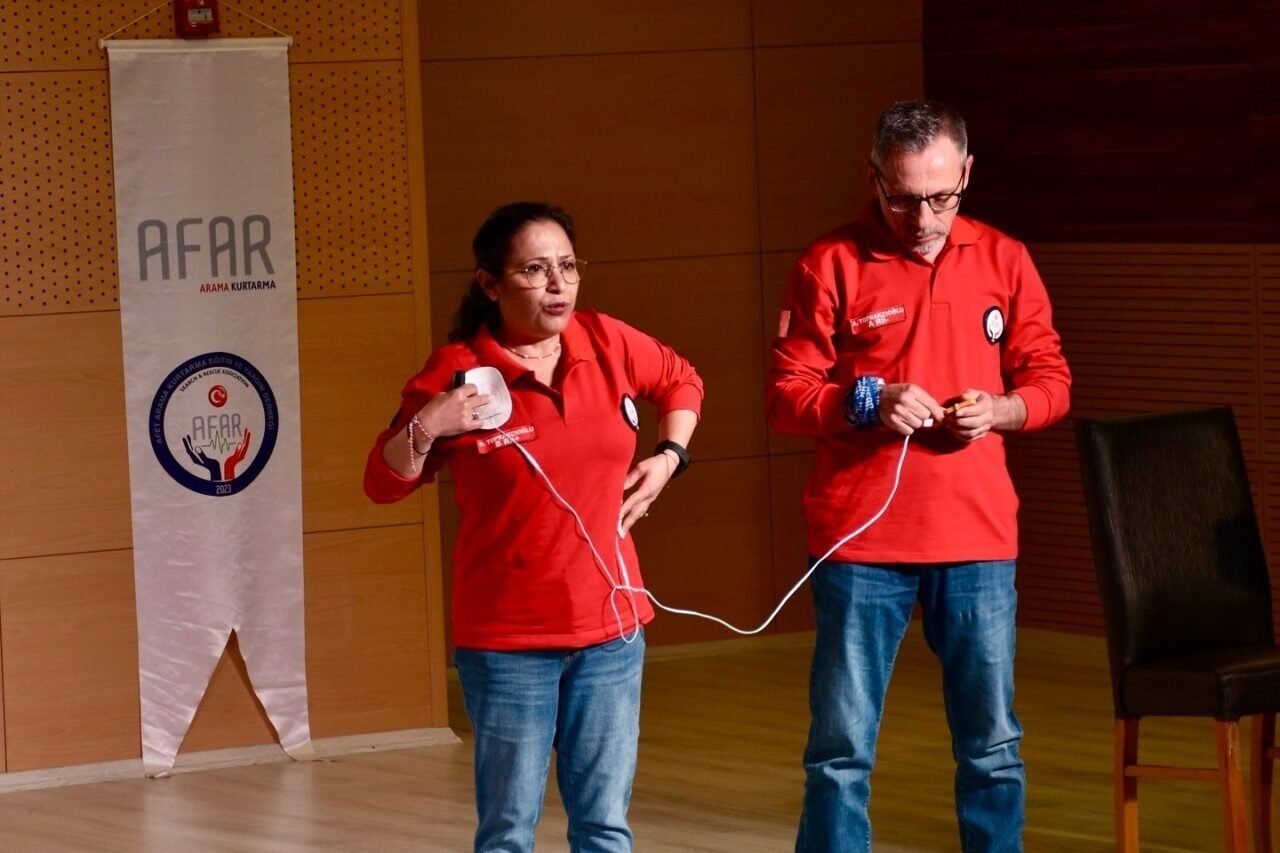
[{"left": 503, "top": 342, "right": 561, "bottom": 360}]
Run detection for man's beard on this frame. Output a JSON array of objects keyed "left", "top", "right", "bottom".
[{"left": 911, "top": 233, "right": 946, "bottom": 257}]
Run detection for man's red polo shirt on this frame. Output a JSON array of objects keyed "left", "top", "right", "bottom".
[{"left": 767, "top": 208, "right": 1071, "bottom": 564}]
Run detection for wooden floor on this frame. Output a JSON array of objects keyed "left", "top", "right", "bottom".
[{"left": 0, "top": 626, "right": 1253, "bottom": 851}]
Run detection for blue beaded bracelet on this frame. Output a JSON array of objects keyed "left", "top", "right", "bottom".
[{"left": 844, "top": 375, "right": 885, "bottom": 429}]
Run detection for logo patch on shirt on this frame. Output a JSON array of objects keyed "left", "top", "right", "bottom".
[
  {"left": 476, "top": 424, "right": 537, "bottom": 455},
  {"left": 983, "top": 306, "right": 1005, "bottom": 345},
  {"left": 621, "top": 394, "right": 640, "bottom": 431},
  {"left": 849, "top": 305, "right": 906, "bottom": 335}
]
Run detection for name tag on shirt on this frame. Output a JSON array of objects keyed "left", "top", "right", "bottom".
[
  {"left": 849, "top": 305, "right": 906, "bottom": 334},
  {"left": 476, "top": 424, "right": 537, "bottom": 455}
]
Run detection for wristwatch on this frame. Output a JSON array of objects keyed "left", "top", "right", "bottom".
[{"left": 655, "top": 440, "right": 691, "bottom": 477}]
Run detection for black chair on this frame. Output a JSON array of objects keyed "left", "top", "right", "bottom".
[{"left": 1076, "top": 407, "right": 1280, "bottom": 852}]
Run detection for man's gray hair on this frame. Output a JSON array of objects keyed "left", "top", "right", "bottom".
[{"left": 870, "top": 100, "right": 968, "bottom": 167}]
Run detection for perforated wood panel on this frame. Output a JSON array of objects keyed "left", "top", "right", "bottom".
[
  {"left": 292, "top": 63, "right": 414, "bottom": 297},
  {"left": 1016, "top": 244, "right": 1262, "bottom": 633},
  {"left": 2, "top": 60, "right": 414, "bottom": 314},
  {"left": 1, "top": 0, "right": 401, "bottom": 71},
  {"left": 1, "top": 73, "right": 118, "bottom": 315}
]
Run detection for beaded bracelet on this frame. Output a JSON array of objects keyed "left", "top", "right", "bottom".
[
  {"left": 844, "top": 375, "right": 885, "bottom": 429},
  {"left": 407, "top": 414, "right": 436, "bottom": 472}
]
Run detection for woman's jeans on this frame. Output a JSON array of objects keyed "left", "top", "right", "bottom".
[
  {"left": 455, "top": 632, "right": 645, "bottom": 853},
  {"left": 796, "top": 561, "right": 1025, "bottom": 853}
]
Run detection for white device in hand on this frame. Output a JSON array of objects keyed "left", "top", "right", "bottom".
[{"left": 461, "top": 366, "right": 513, "bottom": 430}]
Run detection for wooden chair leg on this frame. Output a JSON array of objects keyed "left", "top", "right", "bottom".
[
  {"left": 1116, "top": 718, "right": 1139, "bottom": 853},
  {"left": 1217, "top": 720, "right": 1250, "bottom": 852},
  {"left": 1254, "top": 713, "right": 1275, "bottom": 853}
]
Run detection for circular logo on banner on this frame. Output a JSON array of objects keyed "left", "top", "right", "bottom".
[
  {"left": 149, "top": 352, "right": 279, "bottom": 497},
  {"left": 983, "top": 306, "right": 1005, "bottom": 345}
]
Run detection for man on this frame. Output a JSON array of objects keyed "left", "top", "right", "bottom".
[{"left": 767, "top": 100, "right": 1071, "bottom": 852}]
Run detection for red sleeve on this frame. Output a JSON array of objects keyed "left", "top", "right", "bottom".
[
  {"left": 604, "top": 314, "right": 704, "bottom": 418},
  {"left": 362, "top": 350, "right": 458, "bottom": 504},
  {"left": 1003, "top": 245, "right": 1072, "bottom": 431},
  {"left": 766, "top": 259, "right": 849, "bottom": 436}
]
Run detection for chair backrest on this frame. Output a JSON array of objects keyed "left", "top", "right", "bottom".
[{"left": 1075, "top": 407, "right": 1273, "bottom": 711}]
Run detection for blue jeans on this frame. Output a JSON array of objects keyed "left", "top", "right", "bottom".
[
  {"left": 454, "top": 632, "right": 645, "bottom": 853},
  {"left": 796, "top": 561, "right": 1024, "bottom": 853}
]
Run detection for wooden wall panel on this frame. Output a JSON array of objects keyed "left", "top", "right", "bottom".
[
  {"left": 0, "top": 0, "right": 402, "bottom": 72},
  {"left": 755, "top": 44, "right": 923, "bottom": 252},
  {"left": 181, "top": 635, "right": 277, "bottom": 753},
  {"left": 299, "top": 294, "right": 423, "bottom": 533},
  {"left": 752, "top": 0, "right": 922, "bottom": 47},
  {"left": 0, "top": 550, "right": 139, "bottom": 771},
  {"left": 421, "top": 0, "right": 751, "bottom": 60},
  {"left": 768, "top": 452, "right": 816, "bottom": 633},
  {"left": 422, "top": 51, "right": 760, "bottom": 271},
  {"left": 304, "top": 525, "right": 434, "bottom": 737},
  {"left": 761, "top": 250, "right": 811, "bottom": 456},
  {"left": 629, "top": 457, "right": 775, "bottom": 645},
  {"left": 0, "top": 311, "right": 131, "bottom": 560},
  {"left": 583, "top": 254, "right": 768, "bottom": 460}
]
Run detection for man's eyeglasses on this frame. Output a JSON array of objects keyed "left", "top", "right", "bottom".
[
  {"left": 503, "top": 258, "right": 587, "bottom": 290},
  {"left": 872, "top": 165, "right": 966, "bottom": 214}
]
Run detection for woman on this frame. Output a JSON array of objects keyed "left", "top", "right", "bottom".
[{"left": 364, "top": 202, "right": 702, "bottom": 852}]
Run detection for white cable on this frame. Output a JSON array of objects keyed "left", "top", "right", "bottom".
[
  {"left": 497, "top": 428, "right": 644, "bottom": 644},
  {"left": 495, "top": 425, "right": 913, "bottom": 641},
  {"left": 616, "top": 433, "right": 912, "bottom": 634}
]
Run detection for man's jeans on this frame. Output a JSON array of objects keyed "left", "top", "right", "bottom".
[
  {"left": 455, "top": 632, "right": 645, "bottom": 853},
  {"left": 796, "top": 561, "right": 1024, "bottom": 853}
]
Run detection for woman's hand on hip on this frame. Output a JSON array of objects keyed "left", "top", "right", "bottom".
[{"left": 618, "top": 454, "right": 674, "bottom": 536}]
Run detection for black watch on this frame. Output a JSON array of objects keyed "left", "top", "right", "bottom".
[{"left": 655, "top": 440, "right": 691, "bottom": 477}]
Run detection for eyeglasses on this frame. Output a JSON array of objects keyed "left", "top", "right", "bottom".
[
  {"left": 503, "top": 258, "right": 587, "bottom": 289},
  {"left": 872, "top": 165, "right": 967, "bottom": 214}
]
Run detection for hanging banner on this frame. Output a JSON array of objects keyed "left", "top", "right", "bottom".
[{"left": 106, "top": 38, "right": 312, "bottom": 776}]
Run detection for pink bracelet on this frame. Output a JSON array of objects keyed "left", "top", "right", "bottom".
[{"left": 407, "top": 414, "right": 436, "bottom": 471}]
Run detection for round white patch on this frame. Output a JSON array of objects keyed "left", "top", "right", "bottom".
[
  {"left": 983, "top": 307, "right": 1005, "bottom": 344},
  {"left": 621, "top": 394, "right": 640, "bottom": 431}
]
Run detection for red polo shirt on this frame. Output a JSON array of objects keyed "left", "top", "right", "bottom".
[
  {"left": 365, "top": 310, "right": 703, "bottom": 650},
  {"left": 767, "top": 207, "right": 1071, "bottom": 563}
]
